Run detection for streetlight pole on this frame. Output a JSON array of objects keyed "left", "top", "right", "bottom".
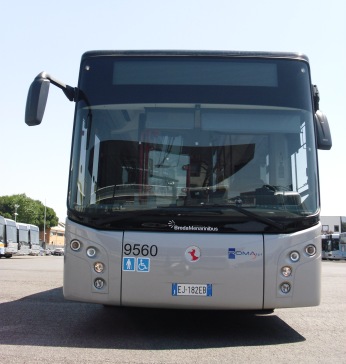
[
  {"left": 43, "top": 200, "right": 46, "bottom": 247},
  {"left": 14, "top": 204, "right": 20, "bottom": 222}
]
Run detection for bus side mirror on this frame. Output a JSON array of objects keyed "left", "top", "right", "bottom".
[
  {"left": 25, "top": 72, "right": 50, "bottom": 126},
  {"left": 315, "top": 110, "right": 332, "bottom": 150}
]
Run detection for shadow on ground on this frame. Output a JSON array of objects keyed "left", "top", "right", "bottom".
[{"left": 0, "top": 287, "right": 305, "bottom": 349}]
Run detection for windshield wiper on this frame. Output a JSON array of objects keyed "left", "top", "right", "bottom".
[
  {"left": 72, "top": 209, "right": 153, "bottom": 227},
  {"left": 71, "top": 203, "right": 286, "bottom": 231},
  {"left": 72, "top": 205, "right": 227, "bottom": 228},
  {"left": 179, "top": 203, "right": 286, "bottom": 230},
  {"left": 165, "top": 204, "right": 285, "bottom": 230},
  {"left": 222, "top": 204, "right": 285, "bottom": 230}
]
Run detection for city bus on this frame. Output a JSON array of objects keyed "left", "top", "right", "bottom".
[
  {"left": 28, "top": 224, "right": 40, "bottom": 255},
  {"left": 16, "top": 223, "right": 30, "bottom": 255},
  {"left": 327, "top": 232, "right": 346, "bottom": 260},
  {"left": 321, "top": 234, "right": 329, "bottom": 260},
  {"left": 25, "top": 51, "right": 332, "bottom": 311},
  {"left": 0, "top": 216, "right": 4, "bottom": 257},
  {"left": 0, "top": 217, "right": 18, "bottom": 258},
  {"left": 338, "top": 233, "right": 346, "bottom": 260}
]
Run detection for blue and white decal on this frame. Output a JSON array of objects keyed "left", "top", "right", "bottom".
[
  {"left": 228, "top": 248, "right": 236, "bottom": 259},
  {"left": 228, "top": 248, "right": 263, "bottom": 260},
  {"left": 123, "top": 257, "right": 135, "bottom": 271},
  {"left": 136, "top": 258, "right": 150, "bottom": 272},
  {"left": 123, "top": 257, "right": 150, "bottom": 272}
]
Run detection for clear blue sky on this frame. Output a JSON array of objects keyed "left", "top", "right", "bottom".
[{"left": 1, "top": 0, "right": 345, "bottom": 222}]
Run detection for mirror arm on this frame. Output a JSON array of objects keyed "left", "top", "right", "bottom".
[
  {"left": 43, "top": 72, "right": 78, "bottom": 102},
  {"left": 313, "top": 84, "right": 320, "bottom": 111}
]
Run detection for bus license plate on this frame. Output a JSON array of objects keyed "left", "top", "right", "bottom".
[{"left": 172, "top": 283, "right": 212, "bottom": 296}]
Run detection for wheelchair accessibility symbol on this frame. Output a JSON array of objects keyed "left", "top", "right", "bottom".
[{"left": 137, "top": 258, "right": 150, "bottom": 272}]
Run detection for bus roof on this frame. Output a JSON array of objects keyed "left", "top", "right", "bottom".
[
  {"left": 81, "top": 50, "right": 309, "bottom": 63},
  {"left": 17, "top": 222, "right": 29, "bottom": 230},
  {"left": 4, "top": 218, "right": 17, "bottom": 226},
  {"left": 28, "top": 224, "right": 39, "bottom": 231}
]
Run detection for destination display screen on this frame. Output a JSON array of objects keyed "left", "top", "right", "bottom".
[{"left": 113, "top": 59, "right": 278, "bottom": 87}]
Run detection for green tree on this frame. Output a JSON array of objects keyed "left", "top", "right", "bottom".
[{"left": 0, "top": 194, "right": 58, "bottom": 230}]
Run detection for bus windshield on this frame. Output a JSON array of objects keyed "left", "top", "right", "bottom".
[
  {"left": 6, "top": 224, "right": 17, "bottom": 243},
  {"left": 68, "top": 56, "right": 318, "bottom": 233},
  {"left": 30, "top": 230, "right": 39, "bottom": 245},
  {"left": 0, "top": 220, "right": 4, "bottom": 243}
]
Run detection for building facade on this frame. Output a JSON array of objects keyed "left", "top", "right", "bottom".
[
  {"left": 320, "top": 216, "right": 346, "bottom": 233},
  {"left": 39, "top": 222, "right": 65, "bottom": 248}
]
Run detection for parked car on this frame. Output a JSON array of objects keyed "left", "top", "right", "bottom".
[
  {"left": 29, "top": 248, "right": 40, "bottom": 256},
  {"left": 53, "top": 248, "right": 64, "bottom": 256},
  {"left": 45, "top": 248, "right": 52, "bottom": 256},
  {"left": 38, "top": 247, "right": 52, "bottom": 256}
]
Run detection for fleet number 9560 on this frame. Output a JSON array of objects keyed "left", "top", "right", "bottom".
[{"left": 123, "top": 243, "right": 158, "bottom": 257}]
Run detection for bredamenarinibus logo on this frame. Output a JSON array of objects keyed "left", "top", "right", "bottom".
[{"left": 168, "top": 220, "right": 218, "bottom": 232}]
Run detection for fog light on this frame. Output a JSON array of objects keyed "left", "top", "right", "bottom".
[
  {"left": 281, "top": 266, "right": 292, "bottom": 277},
  {"left": 94, "top": 262, "right": 104, "bottom": 273},
  {"left": 94, "top": 278, "right": 105, "bottom": 289},
  {"left": 280, "top": 282, "right": 291, "bottom": 294},
  {"left": 86, "top": 247, "right": 97, "bottom": 258},
  {"left": 290, "top": 251, "right": 300, "bottom": 262},
  {"left": 70, "top": 240, "right": 81, "bottom": 251},
  {"left": 305, "top": 244, "right": 316, "bottom": 256}
]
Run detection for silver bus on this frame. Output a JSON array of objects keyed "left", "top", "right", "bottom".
[
  {"left": 28, "top": 224, "right": 40, "bottom": 256},
  {"left": 327, "top": 232, "right": 346, "bottom": 260},
  {"left": 321, "top": 234, "right": 329, "bottom": 260},
  {"left": 25, "top": 51, "right": 332, "bottom": 311},
  {"left": 0, "top": 216, "right": 19, "bottom": 258},
  {"left": 16, "top": 223, "right": 30, "bottom": 256}
]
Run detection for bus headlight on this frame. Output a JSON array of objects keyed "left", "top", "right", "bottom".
[
  {"left": 94, "top": 278, "right": 105, "bottom": 289},
  {"left": 86, "top": 247, "right": 97, "bottom": 258},
  {"left": 280, "top": 282, "right": 291, "bottom": 294},
  {"left": 305, "top": 244, "right": 317, "bottom": 256},
  {"left": 281, "top": 266, "right": 292, "bottom": 277},
  {"left": 94, "top": 262, "right": 104, "bottom": 273},
  {"left": 289, "top": 251, "right": 300, "bottom": 262},
  {"left": 70, "top": 240, "right": 81, "bottom": 251}
]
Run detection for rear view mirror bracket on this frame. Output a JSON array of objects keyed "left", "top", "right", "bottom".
[{"left": 25, "top": 72, "right": 77, "bottom": 126}]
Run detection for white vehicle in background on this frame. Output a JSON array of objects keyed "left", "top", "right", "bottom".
[
  {"left": 329, "top": 233, "right": 346, "bottom": 260},
  {"left": 16, "top": 223, "right": 30, "bottom": 255},
  {"left": 28, "top": 224, "right": 40, "bottom": 255},
  {"left": 0, "top": 217, "right": 18, "bottom": 258},
  {"left": 322, "top": 233, "right": 346, "bottom": 261},
  {"left": 0, "top": 217, "right": 4, "bottom": 256},
  {"left": 52, "top": 247, "right": 64, "bottom": 256},
  {"left": 321, "top": 234, "right": 329, "bottom": 260},
  {"left": 44, "top": 248, "right": 52, "bottom": 256}
]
